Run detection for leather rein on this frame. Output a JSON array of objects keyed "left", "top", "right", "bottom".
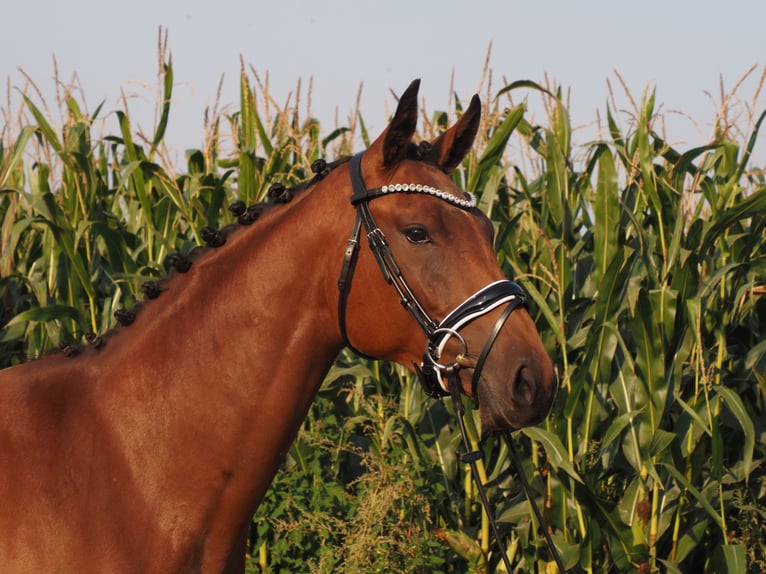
[{"left": 336, "top": 152, "right": 566, "bottom": 572}]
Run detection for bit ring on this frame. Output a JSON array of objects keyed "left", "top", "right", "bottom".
[{"left": 426, "top": 328, "right": 469, "bottom": 371}]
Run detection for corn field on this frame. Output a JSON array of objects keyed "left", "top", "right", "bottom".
[{"left": 1, "top": 52, "right": 765, "bottom": 573}]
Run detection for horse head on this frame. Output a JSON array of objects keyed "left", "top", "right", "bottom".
[{"left": 337, "top": 80, "right": 556, "bottom": 431}]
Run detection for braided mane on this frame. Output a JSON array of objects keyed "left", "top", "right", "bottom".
[
  {"left": 55, "top": 156, "right": 352, "bottom": 359},
  {"left": 56, "top": 144, "right": 467, "bottom": 359}
]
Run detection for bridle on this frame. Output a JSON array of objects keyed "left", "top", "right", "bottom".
[
  {"left": 335, "top": 151, "right": 567, "bottom": 572},
  {"left": 337, "top": 152, "right": 528, "bottom": 398}
]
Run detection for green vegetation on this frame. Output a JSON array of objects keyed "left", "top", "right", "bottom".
[{"left": 2, "top": 49, "right": 764, "bottom": 573}]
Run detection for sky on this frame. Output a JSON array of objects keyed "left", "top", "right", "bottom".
[{"left": 2, "top": 0, "right": 765, "bottom": 166}]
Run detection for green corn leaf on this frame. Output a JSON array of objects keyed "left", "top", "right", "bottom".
[
  {"left": 635, "top": 90, "right": 663, "bottom": 216},
  {"left": 734, "top": 108, "right": 766, "bottom": 180},
  {"left": 64, "top": 94, "right": 84, "bottom": 120},
  {"left": 657, "top": 559, "right": 684, "bottom": 574},
  {"left": 606, "top": 103, "right": 627, "bottom": 163},
  {"left": 23, "top": 96, "right": 63, "bottom": 154},
  {"left": 599, "top": 408, "right": 644, "bottom": 456},
  {"left": 515, "top": 277, "right": 565, "bottom": 348},
  {"left": 91, "top": 99, "right": 105, "bottom": 121},
  {"left": 321, "top": 127, "right": 350, "bottom": 151},
  {"left": 629, "top": 288, "right": 667, "bottom": 423},
  {"left": 648, "top": 429, "right": 676, "bottom": 458},
  {"left": 253, "top": 107, "right": 272, "bottom": 158},
  {"left": 89, "top": 221, "right": 137, "bottom": 276},
  {"left": 143, "top": 162, "right": 189, "bottom": 216},
  {"left": 521, "top": 426, "right": 581, "bottom": 482},
  {"left": 117, "top": 158, "right": 154, "bottom": 227},
  {"left": 468, "top": 103, "right": 524, "bottom": 192},
  {"left": 0, "top": 126, "right": 36, "bottom": 189},
  {"left": 674, "top": 394, "right": 713, "bottom": 440},
  {"left": 544, "top": 129, "right": 568, "bottom": 230},
  {"left": 565, "top": 249, "right": 633, "bottom": 418},
  {"left": 662, "top": 463, "right": 723, "bottom": 530},
  {"left": 701, "top": 186, "right": 766, "bottom": 254},
  {"left": 5, "top": 304, "right": 82, "bottom": 327},
  {"left": 239, "top": 65, "right": 258, "bottom": 151},
  {"left": 150, "top": 59, "right": 174, "bottom": 156},
  {"left": 551, "top": 92, "right": 571, "bottom": 160},
  {"left": 745, "top": 337, "right": 766, "bottom": 371},
  {"left": 117, "top": 112, "right": 153, "bottom": 226},
  {"left": 496, "top": 79, "right": 555, "bottom": 100},
  {"left": 238, "top": 67, "right": 260, "bottom": 203},
  {"left": 476, "top": 169, "right": 504, "bottom": 219},
  {"left": 720, "top": 543, "right": 747, "bottom": 574},
  {"left": 671, "top": 517, "right": 711, "bottom": 564},
  {"left": 714, "top": 386, "right": 755, "bottom": 482},
  {"left": 668, "top": 142, "right": 717, "bottom": 191},
  {"left": 1, "top": 217, "right": 34, "bottom": 271},
  {"left": 21, "top": 212, "right": 95, "bottom": 300},
  {"left": 593, "top": 144, "right": 619, "bottom": 278}
]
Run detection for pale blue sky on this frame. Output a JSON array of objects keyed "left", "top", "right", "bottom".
[{"left": 3, "top": 0, "right": 765, "bottom": 164}]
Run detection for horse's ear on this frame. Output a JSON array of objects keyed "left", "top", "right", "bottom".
[
  {"left": 367, "top": 79, "right": 420, "bottom": 168},
  {"left": 426, "top": 94, "right": 482, "bottom": 174}
]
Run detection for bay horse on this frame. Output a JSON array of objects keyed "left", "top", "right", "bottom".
[{"left": 0, "top": 80, "right": 555, "bottom": 573}]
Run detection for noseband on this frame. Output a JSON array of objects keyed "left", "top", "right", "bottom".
[{"left": 336, "top": 152, "right": 528, "bottom": 398}]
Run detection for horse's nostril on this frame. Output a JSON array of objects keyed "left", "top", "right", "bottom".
[{"left": 513, "top": 366, "right": 536, "bottom": 406}]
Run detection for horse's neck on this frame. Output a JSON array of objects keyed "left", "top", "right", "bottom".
[
  {"left": 93, "top": 181, "right": 347, "bottom": 556},
  {"left": 112, "top": 185, "right": 342, "bottom": 386}
]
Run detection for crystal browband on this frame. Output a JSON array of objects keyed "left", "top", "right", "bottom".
[{"left": 352, "top": 182, "right": 477, "bottom": 210}]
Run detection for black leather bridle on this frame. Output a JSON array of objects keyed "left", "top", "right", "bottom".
[
  {"left": 337, "top": 152, "right": 528, "bottom": 398},
  {"left": 335, "top": 151, "right": 567, "bottom": 572}
]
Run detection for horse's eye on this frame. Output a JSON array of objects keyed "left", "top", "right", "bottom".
[{"left": 404, "top": 226, "right": 431, "bottom": 244}]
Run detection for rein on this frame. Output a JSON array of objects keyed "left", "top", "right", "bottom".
[{"left": 336, "top": 152, "right": 567, "bottom": 571}]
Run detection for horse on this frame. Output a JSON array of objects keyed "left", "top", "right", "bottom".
[{"left": 0, "top": 80, "right": 556, "bottom": 573}]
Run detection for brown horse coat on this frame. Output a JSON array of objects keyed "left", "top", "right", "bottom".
[{"left": 0, "top": 80, "right": 555, "bottom": 573}]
